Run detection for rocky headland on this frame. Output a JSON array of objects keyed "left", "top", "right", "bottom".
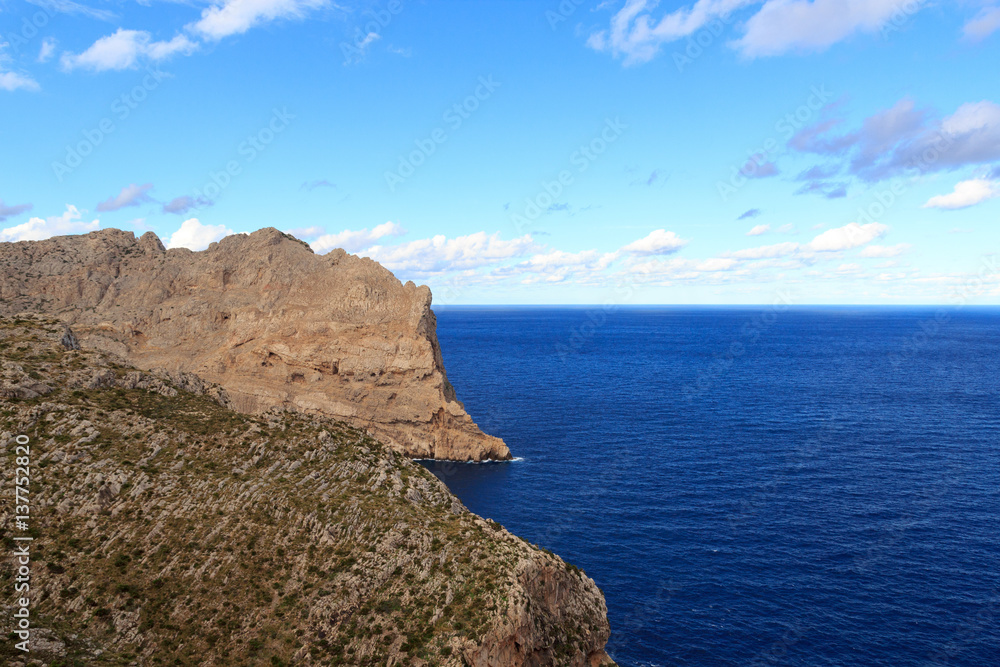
[{"left": 0, "top": 228, "right": 507, "bottom": 461}]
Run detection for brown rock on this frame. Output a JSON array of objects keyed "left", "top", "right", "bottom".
[
  {"left": 468, "top": 554, "right": 617, "bottom": 666},
  {"left": 0, "top": 228, "right": 510, "bottom": 460}
]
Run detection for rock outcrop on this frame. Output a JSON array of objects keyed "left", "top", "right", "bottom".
[
  {"left": 0, "top": 228, "right": 509, "bottom": 461},
  {"left": 0, "top": 317, "right": 616, "bottom": 666}
]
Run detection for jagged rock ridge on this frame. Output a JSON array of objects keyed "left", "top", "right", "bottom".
[{"left": 0, "top": 228, "right": 509, "bottom": 461}]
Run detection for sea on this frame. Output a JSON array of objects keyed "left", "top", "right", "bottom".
[{"left": 419, "top": 307, "right": 1000, "bottom": 667}]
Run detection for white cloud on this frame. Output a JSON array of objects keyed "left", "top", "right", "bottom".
[
  {"left": 941, "top": 100, "right": 1000, "bottom": 136},
  {"left": 806, "top": 222, "right": 887, "bottom": 252},
  {"left": 0, "top": 70, "right": 40, "bottom": 92},
  {"left": 795, "top": 98, "right": 1000, "bottom": 182},
  {"left": 38, "top": 38, "right": 57, "bottom": 63},
  {"left": 0, "top": 205, "right": 99, "bottom": 242},
  {"left": 733, "top": 0, "right": 909, "bottom": 58},
  {"left": 521, "top": 249, "right": 603, "bottom": 269},
  {"left": 727, "top": 241, "right": 800, "bottom": 260},
  {"left": 28, "top": 0, "right": 115, "bottom": 21},
  {"left": 524, "top": 249, "right": 618, "bottom": 271},
  {"left": 357, "top": 32, "right": 380, "bottom": 50},
  {"left": 587, "top": 0, "right": 755, "bottom": 65},
  {"left": 963, "top": 7, "right": 1000, "bottom": 41},
  {"left": 747, "top": 224, "right": 770, "bottom": 236},
  {"left": 148, "top": 35, "right": 198, "bottom": 60},
  {"left": 859, "top": 243, "right": 911, "bottom": 258},
  {"left": 697, "top": 257, "right": 739, "bottom": 271},
  {"left": 720, "top": 222, "right": 887, "bottom": 263},
  {"left": 587, "top": 0, "right": 915, "bottom": 64},
  {"left": 352, "top": 228, "right": 683, "bottom": 284},
  {"left": 309, "top": 221, "right": 406, "bottom": 254},
  {"left": 620, "top": 229, "right": 688, "bottom": 256},
  {"left": 343, "top": 30, "right": 381, "bottom": 64},
  {"left": 923, "top": 178, "right": 1000, "bottom": 210},
  {"left": 363, "top": 232, "right": 536, "bottom": 273},
  {"left": 97, "top": 183, "right": 155, "bottom": 212},
  {"left": 513, "top": 249, "right": 621, "bottom": 284},
  {"left": 621, "top": 254, "right": 762, "bottom": 285},
  {"left": 310, "top": 222, "right": 900, "bottom": 292},
  {"left": 188, "top": 0, "right": 328, "bottom": 41},
  {"left": 61, "top": 29, "right": 197, "bottom": 72},
  {"left": 165, "top": 218, "right": 233, "bottom": 250}
]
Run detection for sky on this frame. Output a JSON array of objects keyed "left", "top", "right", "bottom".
[{"left": 1, "top": 0, "right": 999, "bottom": 305}]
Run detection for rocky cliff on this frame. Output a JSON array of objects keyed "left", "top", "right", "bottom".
[
  {"left": 0, "top": 228, "right": 508, "bottom": 461},
  {"left": 0, "top": 316, "right": 616, "bottom": 666}
]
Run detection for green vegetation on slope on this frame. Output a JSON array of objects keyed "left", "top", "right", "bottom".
[{"left": 0, "top": 317, "right": 612, "bottom": 667}]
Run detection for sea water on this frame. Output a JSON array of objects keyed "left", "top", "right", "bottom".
[{"left": 420, "top": 307, "right": 1000, "bottom": 667}]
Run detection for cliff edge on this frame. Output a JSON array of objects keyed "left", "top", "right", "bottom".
[{"left": 0, "top": 227, "right": 509, "bottom": 461}]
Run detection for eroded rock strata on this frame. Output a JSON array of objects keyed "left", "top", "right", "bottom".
[
  {"left": 0, "top": 228, "right": 508, "bottom": 461},
  {"left": 0, "top": 317, "right": 616, "bottom": 666}
]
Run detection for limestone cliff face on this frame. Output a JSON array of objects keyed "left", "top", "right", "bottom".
[{"left": 0, "top": 227, "right": 509, "bottom": 461}]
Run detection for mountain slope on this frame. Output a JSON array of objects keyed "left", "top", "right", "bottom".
[{"left": 0, "top": 316, "right": 615, "bottom": 666}]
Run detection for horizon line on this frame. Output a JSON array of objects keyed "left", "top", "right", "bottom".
[{"left": 432, "top": 303, "right": 1000, "bottom": 308}]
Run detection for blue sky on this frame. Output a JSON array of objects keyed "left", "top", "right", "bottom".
[{"left": 2, "top": 0, "right": 999, "bottom": 304}]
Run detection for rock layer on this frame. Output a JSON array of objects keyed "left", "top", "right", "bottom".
[{"left": 0, "top": 228, "right": 509, "bottom": 460}]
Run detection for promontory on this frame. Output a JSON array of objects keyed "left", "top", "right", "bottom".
[{"left": 0, "top": 227, "right": 508, "bottom": 461}]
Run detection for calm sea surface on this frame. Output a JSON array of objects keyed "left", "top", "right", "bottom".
[{"left": 420, "top": 307, "right": 1000, "bottom": 667}]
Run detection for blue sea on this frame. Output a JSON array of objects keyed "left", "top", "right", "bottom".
[{"left": 420, "top": 307, "right": 1000, "bottom": 667}]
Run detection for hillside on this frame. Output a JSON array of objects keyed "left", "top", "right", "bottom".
[{"left": 0, "top": 316, "right": 615, "bottom": 666}]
